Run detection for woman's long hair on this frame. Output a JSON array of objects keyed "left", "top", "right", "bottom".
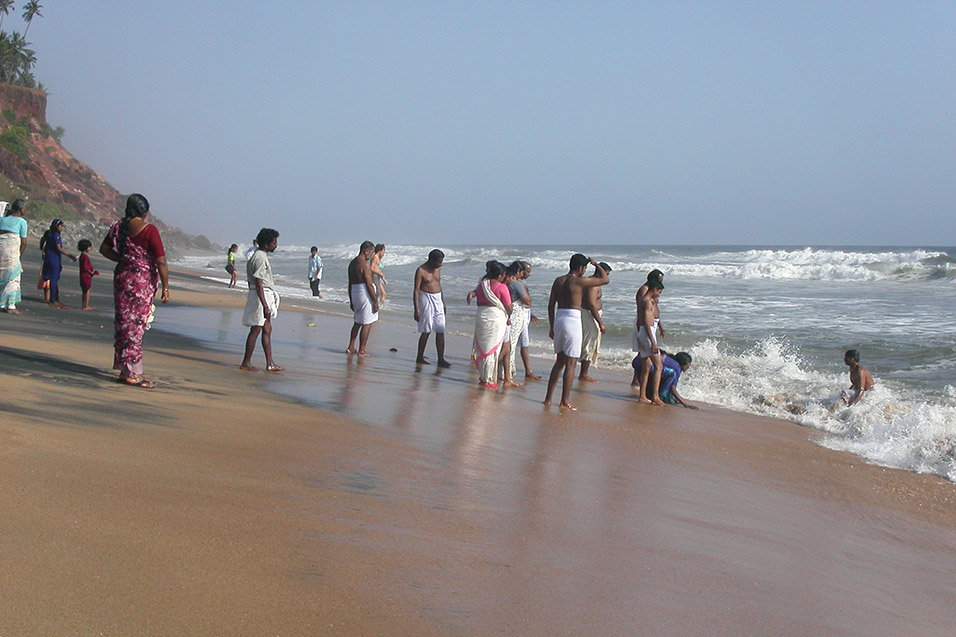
[
  {"left": 117, "top": 194, "right": 149, "bottom": 258},
  {"left": 40, "top": 219, "right": 61, "bottom": 250}
]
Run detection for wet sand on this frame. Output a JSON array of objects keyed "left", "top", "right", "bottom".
[{"left": 2, "top": 252, "right": 956, "bottom": 634}]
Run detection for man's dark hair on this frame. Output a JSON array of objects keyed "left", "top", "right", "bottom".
[
  {"left": 674, "top": 352, "right": 692, "bottom": 367},
  {"left": 647, "top": 269, "right": 663, "bottom": 282},
  {"left": 570, "top": 253, "right": 588, "bottom": 270},
  {"left": 360, "top": 240, "right": 375, "bottom": 252},
  {"left": 375, "top": 243, "right": 385, "bottom": 252},
  {"left": 256, "top": 227, "right": 279, "bottom": 246},
  {"left": 506, "top": 261, "right": 523, "bottom": 277},
  {"left": 428, "top": 248, "right": 444, "bottom": 263},
  {"left": 647, "top": 280, "right": 664, "bottom": 291},
  {"left": 599, "top": 262, "right": 612, "bottom": 274},
  {"left": 310, "top": 245, "right": 318, "bottom": 252},
  {"left": 77, "top": 239, "right": 92, "bottom": 251},
  {"left": 845, "top": 349, "right": 859, "bottom": 362}
]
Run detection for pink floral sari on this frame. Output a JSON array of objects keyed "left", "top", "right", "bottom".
[{"left": 105, "top": 221, "right": 159, "bottom": 375}]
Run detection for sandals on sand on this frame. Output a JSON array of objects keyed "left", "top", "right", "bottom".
[{"left": 117, "top": 375, "right": 154, "bottom": 389}]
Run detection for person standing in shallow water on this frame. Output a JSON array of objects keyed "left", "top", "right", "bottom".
[
  {"left": 543, "top": 254, "right": 608, "bottom": 410},
  {"left": 347, "top": 240, "right": 379, "bottom": 357},
  {"left": 841, "top": 349, "right": 875, "bottom": 406},
  {"left": 370, "top": 243, "right": 387, "bottom": 306},
  {"left": 240, "top": 228, "right": 283, "bottom": 372},
  {"left": 579, "top": 262, "right": 611, "bottom": 382},
  {"left": 308, "top": 246, "right": 323, "bottom": 298},
  {"left": 100, "top": 194, "right": 169, "bottom": 388},
  {"left": 413, "top": 249, "right": 450, "bottom": 367}
]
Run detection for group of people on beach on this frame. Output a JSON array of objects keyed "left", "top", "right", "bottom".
[
  {"left": 2, "top": 202, "right": 877, "bottom": 409},
  {"left": 230, "top": 236, "right": 700, "bottom": 412},
  {"left": 0, "top": 199, "right": 102, "bottom": 314}
]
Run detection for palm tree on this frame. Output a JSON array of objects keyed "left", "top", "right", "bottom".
[
  {"left": 0, "top": 0, "right": 15, "bottom": 31},
  {"left": 21, "top": 0, "right": 41, "bottom": 38}
]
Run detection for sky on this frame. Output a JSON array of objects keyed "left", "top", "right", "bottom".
[{"left": 21, "top": 1, "right": 956, "bottom": 246}]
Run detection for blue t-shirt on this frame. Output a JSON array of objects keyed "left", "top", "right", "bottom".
[{"left": 0, "top": 215, "right": 27, "bottom": 237}]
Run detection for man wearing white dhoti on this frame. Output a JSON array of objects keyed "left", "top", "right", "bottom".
[
  {"left": 346, "top": 241, "right": 379, "bottom": 357},
  {"left": 544, "top": 254, "right": 609, "bottom": 411},
  {"left": 414, "top": 249, "right": 450, "bottom": 368},
  {"left": 579, "top": 262, "right": 612, "bottom": 382}
]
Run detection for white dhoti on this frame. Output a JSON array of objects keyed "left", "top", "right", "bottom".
[
  {"left": 242, "top": 287, "right": 280, "bottom": 327},
  {"left": 553, "top": 308, "right": 583, "bottom": 358},
  {"left": 632, "top": 318, "right": 660, "bottom": 357},
  {"left": 417, "top": 291, "right": 446, "bottom": 334},
  {"left": 351, "top": 283, "right": 379, "bottom": 325},
  {"left": 507, "top": 301, "right": 529, "bottom": 377},
  {"left": 580, "top": 309, "right": 602, "bottom": 364},
  {"left": 473, "top": 280, "right": 508, "bottom": 385}
]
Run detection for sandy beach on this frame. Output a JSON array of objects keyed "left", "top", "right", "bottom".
[{"left": 2, "top": 251, "right": 956, "bottom": 635}]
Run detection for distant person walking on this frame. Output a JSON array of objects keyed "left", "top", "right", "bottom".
[
  {"left": 41, "top": 219, "right": 77, "bottom": 307},
  {"left": 370, "top": 243, "right": 387, "bottom": 305},
  {"left": 226, "top": 244, "right": 238, "bottom": 288},
  {"left": 99, "top": 194, "right": 169, "bottom": 388},
  {"left": 414, "top": 249, "right": 450, "bottom": 367},
  {"left": 309, "top": 246, "right": 323, "bottom": 298},
  {"left": 0, "top": 198, "right": 28, "bottom": 314},
  {"left": 543, "top": 254, "right": 608, "bottom": 410},
  {"left": 347, "top": 241, "right": 379, "bottom": 357},
  {"left": 240, "top": 228, "right": 283, "bottom": 372}
]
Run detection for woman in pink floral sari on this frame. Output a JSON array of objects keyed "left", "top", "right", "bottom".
[{"left": 99, "top": 194, "right": 169, "bottom": 388}]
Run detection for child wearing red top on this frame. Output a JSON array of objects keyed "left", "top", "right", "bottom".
[{"left": 77, "top": 239, "right": 99, "bottom": 310}]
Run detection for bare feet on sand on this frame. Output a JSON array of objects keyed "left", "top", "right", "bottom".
[
  {"left": 437, "top": 359, "right": 451, "bottom": 368},
  {"left": 239, "top": 364, "right": 260, "bottom": 372},
  {"left": 265, "top": 364, "right": 285, "bottom": 372},
  {"left": 559, "top": 402, "right": 577, "bottom": 411},
  {"left": 579, "top": 375, "right": 598, "bottom": 383},
  {"left": 504, "top": 379, "right": 522, "bottom": 388},
  {"left": 416, "top": 357, "right": 431, "bottom": 365},
  {"left": 525, "top": 372, "right": 542, "bottom": 381}
]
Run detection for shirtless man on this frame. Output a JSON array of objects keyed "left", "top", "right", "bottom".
[
  {"left": 579, "top": 262, "right": 612, "bottom": 382},
  {"left": 370, "top": 243, "right": 387, "bottom": 306},
  {"left": 414, "top": 249, "right": 450, "bottom": 368},
  {"left": 636, "top": 269, "right": 666, "bottom": 340},
  {"left": 543, "top": 253, "right": 609, "bottom": 410},
  {"left": 841, "top": 349, "right": 875, "bottom": 406},
  {"left": 346, "top": 241, "right": 379, "bottom": 357},
  {"left": 634, "top": 280, "right": 665, "bottom": 406}
]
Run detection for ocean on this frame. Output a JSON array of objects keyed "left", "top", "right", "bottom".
[{"left": 174, "top": 244, "right": 956, "bottom": 482}]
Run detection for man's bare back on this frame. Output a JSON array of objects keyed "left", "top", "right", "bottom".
[{"left": 348, "top": 254, "right": 369, "bottom": 286}]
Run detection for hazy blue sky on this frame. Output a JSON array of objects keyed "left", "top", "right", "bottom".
[{"left": 26, "top": 1, "right": 956, "bottom": 246}]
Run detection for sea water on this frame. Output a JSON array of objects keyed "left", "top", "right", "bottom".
[{"left": 174, "top": 244, "right": 956, "bottom": 481}]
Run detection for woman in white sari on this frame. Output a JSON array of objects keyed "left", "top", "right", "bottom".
[
  {"left": 469, "top": 260, "right": 512, "bottom": 388},
  {"left": 0, "top": 199, "right": 28, "bottom": 314}
]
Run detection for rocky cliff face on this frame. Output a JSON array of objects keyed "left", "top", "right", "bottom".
[{"left": 0, "top": 83, "right": 212, "bottom": 253}]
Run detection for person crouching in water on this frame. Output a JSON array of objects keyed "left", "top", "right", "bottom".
[
  {"left": 631, "top": 351, "right": 698, "bottom": 409},
  {"left": 841, "top": 349, "right": 874, "bottom": 406},
  {"left": 240, "top": 228, "right": 283, "bottom": 372}
]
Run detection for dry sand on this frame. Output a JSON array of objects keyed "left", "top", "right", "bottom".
[{"left": 2, "top": 252, "right": 955, "bottom": 635}]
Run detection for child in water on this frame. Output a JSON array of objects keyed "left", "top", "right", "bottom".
[
  {"left": 77, "top": 239, "right": 99, "bottom": 310},
  {"left": 841, "top": 349, "right": 875, "bottom": 406}
]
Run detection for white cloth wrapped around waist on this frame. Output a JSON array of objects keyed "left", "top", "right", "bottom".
[
  {"left": 580, "top": 309, "right": 602, "bottom": 364},
  {"left": 417, "top": 291, "right": 446, "bottom": 334},
  {"left": 553, "top": 308, "right": 582, "bottom": 358},
  {"left": 351, "top": 283, "right": 379, "bottom": 325},
  {"left": 242, "top": 287, "right": 280, "bottom": 327}
]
